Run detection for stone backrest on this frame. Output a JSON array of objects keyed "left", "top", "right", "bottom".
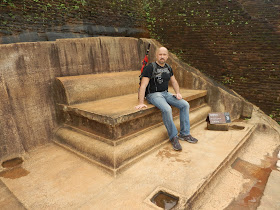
[{"left": 55, "top": 71, "right": 140, "bottom": 105}]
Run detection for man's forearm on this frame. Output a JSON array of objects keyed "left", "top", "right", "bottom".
[
  {"left": 136, "top": 77, "right": 149, "bottom": 108},
  {"left": 138, "top": 86, "right": 146, "bottom": 104},
  {"left": 172, "top": 80, "right": 180, "bottom": 94}
]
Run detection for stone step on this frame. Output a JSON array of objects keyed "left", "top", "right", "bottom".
[
  {"left": 54, "top": 104, "right": 211, "bottom": 175},
  {"left": 57, "top": 89, "right": 207, "bottom": 140}
]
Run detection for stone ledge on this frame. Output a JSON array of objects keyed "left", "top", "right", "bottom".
[
  {"left": 54, "top": 104, "right": 211, "bottom": 175},
  {"left": 58, "top": 89, "right": 207, "bottom": 139}
]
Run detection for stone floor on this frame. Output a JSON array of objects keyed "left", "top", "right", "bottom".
[{"left": 0, "top": 120, "right": 279, "bottom": 210}]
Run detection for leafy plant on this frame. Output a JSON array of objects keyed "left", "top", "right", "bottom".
[{"left": 222, "top": 75, "right": 234, "bottom": 85}]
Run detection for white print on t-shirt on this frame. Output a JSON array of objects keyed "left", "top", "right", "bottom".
[
  {"left": 155, "top": 67, "right": 170, "bottom": 74},
  {"left": 154, "top": 67, "right": 170, "bottom": 84}
]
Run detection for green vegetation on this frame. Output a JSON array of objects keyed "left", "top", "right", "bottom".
[
  {"left": 0, "top": 0, "right": 143, "bottom": 30},
  {"left": 222, "top": 75, "right": 235, "bottom": 85},
  {"left": 269, "top": 109, "right": 280, "bottom": 124}
]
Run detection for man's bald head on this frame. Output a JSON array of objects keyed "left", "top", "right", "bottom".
[
  {"left": 156, "top": 47, "right": 169, "bottom": 55},
  {"left": 156, "top": 47, "right": 169, "bottom": 66}
]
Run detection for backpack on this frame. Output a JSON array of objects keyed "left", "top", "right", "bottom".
[{"left": 139, "top": 62, "right": 171, "bottom": 86}]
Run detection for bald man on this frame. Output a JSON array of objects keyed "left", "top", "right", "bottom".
[{"left": 135, "top": 47, "right": 198, "bottom": 151}]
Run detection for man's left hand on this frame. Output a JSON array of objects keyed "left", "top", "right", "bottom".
[{"left": 175, "top": 93, "right": 182, "bottom": 100}]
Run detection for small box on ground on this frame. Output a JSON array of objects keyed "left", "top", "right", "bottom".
[{"left": 206, "top": 112, "right": 231, "bottom": 131}]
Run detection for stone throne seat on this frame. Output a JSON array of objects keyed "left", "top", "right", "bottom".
[{"left": 54, "top": 70, "right": 210, "bottom": 175}]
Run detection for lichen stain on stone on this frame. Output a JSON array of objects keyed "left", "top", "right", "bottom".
[
  {"left": 226, "top": 150, "right": 279, "bottom": 209},
  {"left": 157, "top": 146, "right": 180, "bottom": 159},
  {"left": 0, "top": 167, "right": 30, "bottom": 179},
  {"left": 156, "top": 146, "right": 190, "bottom": 164},
  {"left": 0, "top": 157, "right": 29, "bottom": 179}
]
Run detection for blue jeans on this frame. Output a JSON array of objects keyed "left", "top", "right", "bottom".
[{"left": 146, "top": 91, "right": 190, "bottom": 140}]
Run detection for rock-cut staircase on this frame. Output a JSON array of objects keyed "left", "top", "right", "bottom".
[{"left": 53, "top": 70, "right": 211, "bottom": 176}]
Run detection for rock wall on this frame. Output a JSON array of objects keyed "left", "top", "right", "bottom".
[
  {"left": 0, "top": 37, "right": 146, "bottom": 162},
  {"left": 0, "top": 37, "right": 254, "bottom": 163},
  {"left": 0, "top": 0, "right": 149, "bottom": 44},
  {"left": 0, "top": 0, "right": 279, "bottom": 122},
  {"left": 146, "top": 0, "right": 280, "bottom": 121}
]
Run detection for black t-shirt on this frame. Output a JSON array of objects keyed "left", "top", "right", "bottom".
[{"left": 142, "top": 62, "right": 174, "bottom": 96}]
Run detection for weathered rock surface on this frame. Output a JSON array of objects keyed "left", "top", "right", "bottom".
[{"left": 0, "top": 36, "right": 253, "bottom": 165}]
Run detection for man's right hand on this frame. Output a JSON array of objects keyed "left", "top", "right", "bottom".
[
  {"left": 136, "top": 77, "right": 150, "bottom": 110},
  {"left": 135, "top": 104, "right": 147, "bottom": 109}
]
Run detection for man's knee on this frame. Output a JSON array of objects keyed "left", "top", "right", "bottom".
[
  {"left": 180, "top": 100, "right": 190, "bottom": 110},
  {"left": 161, "top": 105, "right": 172, "bottom": 114},
  {"left": 185, "top": 101, "right": 190, "bottom": 109}
]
